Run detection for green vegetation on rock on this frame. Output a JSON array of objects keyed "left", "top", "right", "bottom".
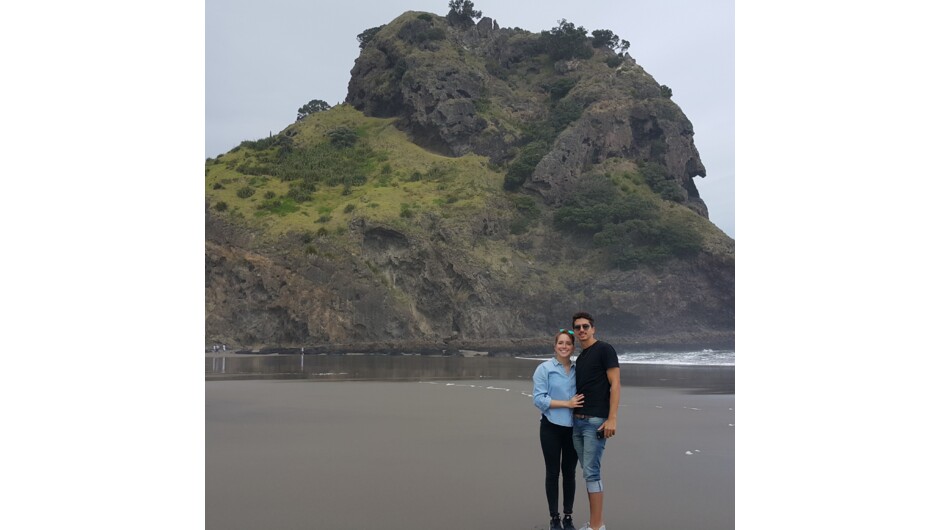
[
  {"left": 540, "top": 19, "right": 593, "bottom": 61},
  {"left": 205, "top": 8, "right": 734, "bottom": 350},
  {"left": 554, "top": 173, "right": 703, "bottom": 268},
  {"left": 446, "top": 0, "right": 482, "bottom": 27},
  {"left": 296, "top": 99, "right": 331, "bottom": 121},
  {"left": 205, "top": 105, "right": 505, "bottom": 238}
]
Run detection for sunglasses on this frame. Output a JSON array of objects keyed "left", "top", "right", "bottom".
[
  {"left": 558, "top": 328, "right": 574, "bottom": 335},
  {"left": 573, "top": 324, "right": 592, "bottom": 330}
]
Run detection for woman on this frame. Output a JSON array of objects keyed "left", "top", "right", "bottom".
[{"left": 532, "top": 329, "right": 584, "bottom": 530}]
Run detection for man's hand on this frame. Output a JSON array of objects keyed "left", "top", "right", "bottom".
[
  {"left": 602, "top": 365, "right": 620, "bottom": 439},
  {"left": 599, "top": 418, "right": 617, "bottom": 438}
]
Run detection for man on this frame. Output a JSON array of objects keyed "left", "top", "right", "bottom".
[{"left": 571, "top": 311, "right": 620, "bottom": 530}]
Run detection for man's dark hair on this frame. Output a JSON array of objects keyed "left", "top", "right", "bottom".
[{"left": 571, "top": 311, "right": 594, "bottom": 327}]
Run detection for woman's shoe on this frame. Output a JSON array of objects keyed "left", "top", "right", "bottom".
[{"left": 562, "top": 514, "right": 576, "bottom": 530}]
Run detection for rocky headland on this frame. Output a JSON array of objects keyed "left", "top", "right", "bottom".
[{"left": 205, "top": 10, "right": 734, "bottom": 353}]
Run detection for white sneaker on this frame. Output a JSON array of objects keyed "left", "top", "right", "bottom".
[{"left": 578, "top": 525, "right": 606, "bottom": 530}]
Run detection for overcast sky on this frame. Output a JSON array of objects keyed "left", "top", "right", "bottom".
[
  {"left": 10, "top": 3, "right": 940, "bottom": 524},
  {"left": 206, "top": 0, "right": 734, "bottom": 237}
]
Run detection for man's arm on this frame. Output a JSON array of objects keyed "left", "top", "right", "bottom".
[{"left": 600, "top": 366, "right": 620, "bottom": 438}]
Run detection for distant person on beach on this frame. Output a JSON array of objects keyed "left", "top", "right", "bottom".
[
  {"left": 571, "top": 311, "right": 620, "bottom": 530},
  {"left": 533, "top": 329, "right": 584, "bottom": 530}
]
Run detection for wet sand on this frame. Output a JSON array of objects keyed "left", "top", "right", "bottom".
[{"left": 206, "top": 374, "right": 733, "bottom": 530}]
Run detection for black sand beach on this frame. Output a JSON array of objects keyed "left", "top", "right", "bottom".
[{"left": 206, "top": 359, "right": 733, "bottom": 530}]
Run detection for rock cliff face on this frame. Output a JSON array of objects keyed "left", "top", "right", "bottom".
[
  {"left": 205, "top": 204, "right": 733, "bottom": 352},
  {"left": 346, "top": 14, "right": 708, "bottom": 214},
  {"left": 205, "top": 11, "right": 734, "bottom": 352}
]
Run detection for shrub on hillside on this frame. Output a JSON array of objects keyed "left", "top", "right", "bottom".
[
  {"left": 353, "top": 174, "right": 369, "bottom": 186},
  {"left": 399, "top": 17, "right": 446, "bottom": 44},
  {"left": 296, "top": 99, "right": 331, "bottom": 121},
  {"left": 553, "top": 174, "right": 700, "bottom": 267},
  {"left": 236, "top": 186, "right": 255, "bottom": 199},
  {"left": 446, "top": 0, "right": 482, "bottom": 27},
  {"left": 357, "top": 26, "right": 384, "bottom": 48},
  {"left": 235, "top": 162, "right": 276, "bottom": 176},
  {"left": 605, "top": 55, "right": 624, "bottom": 68},
  {"left": 239, "top": 136, "right": 278, "bottom": 151},
  {"left": 540, "top": 19, "right": 593, "bottom": 61},
  {"left": 504, "top": 141, "right": 550, "bottom": 191},
  {"left": 511, "top": 195, "right": 539, "bottom": 215},
  {"left": 641, "top": 162, "right": 684, "bottom": 202},
  {"left": 548, "top": 98, "right": 583, "bottom": 131},
  {"left": 590, "top": 29, "right": 619, "bottom": 49},
  {"left": 274, "top": 142, "right": 378, "bottom": 186},
  {"left": 508, "top": 195, "right": 540, "bottom": 234},
  {"left": 545, "top": 77, "right": 578, "bottom": 100},
  {"left": 327, "top": 127, "right": 358, "bottom": 148},
  {"left": 658, "top": 215, "right": 704, "bottom": 256},
  {"left": 425, "top": 27, "right": 446, "bottom": 41},
  {"left": 485, "top": 59, "right": 510, "bottom": 80},
  {"left": 287, "top": 183, "right": 315, "bottom": 203},
  {"left": 256, "top": 198, "right": 300, "bottom": 216}
]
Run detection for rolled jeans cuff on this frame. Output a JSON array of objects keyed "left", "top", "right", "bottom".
[{"left": 586, "top": 479, "right": 604, "bottom": 493}]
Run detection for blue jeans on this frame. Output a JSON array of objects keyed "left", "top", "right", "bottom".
[{"left": 572, "top": 416, "right": 607, "bottom": 493}]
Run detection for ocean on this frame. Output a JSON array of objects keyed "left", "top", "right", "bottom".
[
  {"left": 519, "top": 348, "right": 734, "bottom": 366},
  {"left": 206, "top": 349, "right": 734, "bottom": 393},
  {"left": 615, "top": 348, "right": 734, "bottom": 366}
]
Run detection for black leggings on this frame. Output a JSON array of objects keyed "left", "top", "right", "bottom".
[{"left": 539, "top": 415, "right": 577, "bottom": 516}]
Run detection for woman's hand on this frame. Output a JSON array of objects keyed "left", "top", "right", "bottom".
[{"left": 568, "top": 394, "right": 584, "bottom": 408}]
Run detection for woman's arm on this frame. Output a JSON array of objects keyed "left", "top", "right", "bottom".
[
  {"left": 533, "top": 366, "right": 583, "bottom": 412},
  {"left": 532, "top": 364, "right": 553, "bottom": 413}
]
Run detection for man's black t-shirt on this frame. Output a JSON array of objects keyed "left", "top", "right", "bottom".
[{"left": 574, "top": 340, "right": 619, "bottom": 418}]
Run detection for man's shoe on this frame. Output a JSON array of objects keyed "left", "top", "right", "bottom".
[
  {"left": 562, "top": 515, "right": 576, "bottom": 530},
  {"left": 550, "top": 515, "right": 563, "bottom": 530}
]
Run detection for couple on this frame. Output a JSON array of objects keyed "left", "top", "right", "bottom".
[{"left": 532, "top": 312, "right": 620, "bottom": 530}]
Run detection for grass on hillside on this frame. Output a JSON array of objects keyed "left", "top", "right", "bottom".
[
  {"left": 205, "top": 17, "right": 727, "bottom": 269},
  {"left": 205, "top": 103, "right": 724, "bottom": 271},
  {"left": 205, "top": 105, "right": 505, "bottom": 239}
]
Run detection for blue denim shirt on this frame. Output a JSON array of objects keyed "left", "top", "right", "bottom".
[{"left": 532, "top": 358, "right": 577, "bottom": 427}]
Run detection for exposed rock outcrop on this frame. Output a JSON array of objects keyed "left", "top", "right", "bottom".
[
  {"left": 346, "top": 12, "right": 709, "bottom": 215},
  {"left": 206, "top": 11, "right": 734, "bottom": 352}
]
